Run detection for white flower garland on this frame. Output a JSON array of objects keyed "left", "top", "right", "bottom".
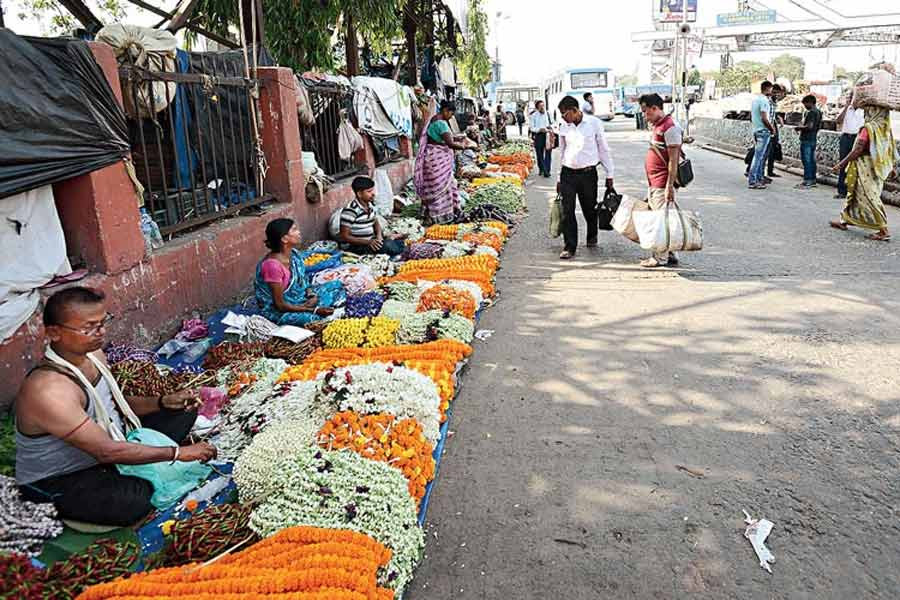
[
  {"left": 249, "top": 447, "right": 424, "bottom": 596},
  {"left": 396, "top": 310, "right": 475, "bottom": 345},
  {"left": 315, "top": 363, "right": 442, "bottom": 444},
  {"left": 0, "top": 475, "right": 63, "bottom": 556},
  {"left": 385, "top": 217, "right": 426, "bottom": 242},
  {"left": 379, "top": 299, "right": 419, "bottom": 320}
]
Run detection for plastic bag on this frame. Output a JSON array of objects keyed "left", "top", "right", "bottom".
[
  {"left": 116, "top": 428, "right": 212, "bottom": 509},
  {"left": 611, "top": 194, "right": 649, "bottom": 243},
  {"left": 633, "top": 204, "right": 703, "bottom": 253},
  {"left": 337, "top": 117, "right": 364, "bottom": 161},
  {"left": 549, "top": 195, "right": 562, "bottom": 238},
  {"left": 374, "top": 169, "right": 394, "bottom": 216}
]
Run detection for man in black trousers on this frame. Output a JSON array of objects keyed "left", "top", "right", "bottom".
[
  {"left": 555, "top": 96, "right": 615, "bottom": 260},
  {"left": 529, "top": 100, "right": 553, "bottom": 177}
]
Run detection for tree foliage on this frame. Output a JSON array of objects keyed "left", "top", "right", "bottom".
[
  {"left": 458, "top": 0, "right": 490, "bottom": 96},
  {"left": 195, "top": 0, "right": 403, "bottom": 72},
  {"left": 687, "top": 68, "right": 703, "bottom": 86},
  {"left": 716, "top": 61, "right": 768, "bottom": 95},
  {"left": 14, "top": 0, "right": 125, "bottom": 35},
  {"left": 769, "top": 53, "right": 804, "bottom": 82},
  {"left": 617, "top": 73, "right": 638, "bottom": 87}
]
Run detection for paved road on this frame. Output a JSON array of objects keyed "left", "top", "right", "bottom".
[{"left": 408, "top": 120, "right": 900, "bottom": 599}]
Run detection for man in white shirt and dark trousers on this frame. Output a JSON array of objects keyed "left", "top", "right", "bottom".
[
  {"left": 835, "top": 94, "right": 865, "bottom": 199},
  {"left": 556, "top": 95, "right": 615, "bottom": 260},
  {"left": 529, "top": 100, "right": 552, "bottom": 177}
]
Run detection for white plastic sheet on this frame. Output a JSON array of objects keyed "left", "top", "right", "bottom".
[{"left": 0, "top": 185, "right": 71, "bottom": 340}]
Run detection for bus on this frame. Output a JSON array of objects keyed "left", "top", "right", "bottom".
[
  {"left": 544, "top": 67, "right": 615, "bottom": 121},
  {"left": 618, "top": 84, "right": 673, "bottom": 117},
  {"left": 491, "top": 84, "right": 542, "bottom": 124}
]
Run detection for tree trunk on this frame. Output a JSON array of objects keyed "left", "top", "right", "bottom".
[
  {"left": 345, "top": 14, "right": 359, "bottom": 77},
  {"left": 403, "top": 2, "right": 418, "bottom": 85},
  {"left": 240, "top": 0, "right": 266, "bottom": 48}
]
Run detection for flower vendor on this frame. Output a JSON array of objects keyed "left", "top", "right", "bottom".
[
  {"left": 14, "top": 287, "right": 217, "bottom": 526},
  {"left": 337, "top": 176, "right": 405, "bottom": 256},
  {"left": 255, "top": 218, "right": 347, "bottom": 326}
]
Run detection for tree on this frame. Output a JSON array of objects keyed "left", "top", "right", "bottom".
[
  {"left": 617, "top": 74, "right": 638, "bottom": 87},
  {"left": 15, "top": 0, "right": 124, "bottom": 35},
  {"left": 717, "top": 60, "right": 768, "bottom": 95},
  {"left": 769, "top": 53, "right": 804, "bottom": 82},
  {"left": 835, "top": 66, "right": 864, "bottom": 84},
  {"left": 196, "top": 0, "right": 403, "bottom": 72},
  {"left": 458, "top": 0, "right": 490, "bottom": 97},
  {"left": 687, "top": 68, "right": 703, "bottom": 86}
]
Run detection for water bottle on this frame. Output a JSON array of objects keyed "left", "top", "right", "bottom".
[
  {"left": 139, "top": 208, "right": 164, "bottom": 252},
  {"left": 183, "top": 338, "right": 212, "bottom": 363}
]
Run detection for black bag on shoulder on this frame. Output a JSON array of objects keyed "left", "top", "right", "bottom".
[
  {"left": 596, "top": 187, "right": 622, "bottom": 231},
  {"left": 651, "top": 144, "right": 694, "bottom": 188}
]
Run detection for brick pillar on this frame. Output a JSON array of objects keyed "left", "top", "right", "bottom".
[
  {"left": 400, "top": 136, "right": 413, "bottom": 158},
  {"left": 53, "top": 41, "right": 144, "bottom": 273},
  {"left": 258, "top": 67, "right": 305, "bottom": 207}
]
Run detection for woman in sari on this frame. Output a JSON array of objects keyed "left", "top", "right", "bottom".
[
  {"left": 414, "top": 100, "right": 475, "bottom": 224},
  {"left": 254, "top": 219, "right": 346, "bottom": 325},
  {"left": 830, "top": 106, "right": 897, "bottom": 242}
]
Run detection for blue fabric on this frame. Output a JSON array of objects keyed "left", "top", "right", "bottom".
[
  {"left": 800, "top": 140, "right": 817, "bottom": 184},
  {"left": 838, "top": 133, "right": 856, "bottom": 194},
  {"left": 173, "top": 50, "right": 197, "bottom": 190},
  {"left": 254, "top": 249, "right": 346, "bottom": 326},
  {"left": 750, "top": 95, "right": 770, "bottom": 133},
  {"left": 749, "top": 130, "right": 771, "bottom": 185}
]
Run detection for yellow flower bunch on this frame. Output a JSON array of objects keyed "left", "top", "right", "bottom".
[
  {"left": 321, "top": 317, "right": 400, "bottom": 349},
  {"left": 398, "top": 255, "right": 499, "bottom": 276},
  {"left": 303, "top": 253, "right": 333, "bottom": 267}
]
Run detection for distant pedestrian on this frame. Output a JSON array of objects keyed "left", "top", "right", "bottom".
[
  {"left": 515, "top": 107, "right": 525, "bottom": 136},
  {"left": 495, "top": 105, "right": 507, "bottom": 142},
  {"left": 581, "top": 92, "right": 594, "bottom": 115},
  {"left": 794, "top": 94, "right": 822, "bottom": 189},
  {"left": 639, "top": 93, "right": 683, "bottom": 268},
  {"left": 748, "top": 81, "right": 776, "bottom": 189},
  {"left": 835, "top": 94, "right": 865, "bottom": 199},
  {"left": 766, "top": 84, "right": 785, "bottom": 178},
  {"left": 829, "top": 106, "right": 894, "bottom": 242},
  {"left": 529, "top": 100, "right": 553, "bottom": 177},
  {"left": 556, "top": 95, "right": 615, "bottom": 260}
]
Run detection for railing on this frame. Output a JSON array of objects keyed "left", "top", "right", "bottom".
[
  {"left": 119, "top": 55, "right": 269, "bottom": 237},
  {"left": 301, "top": 85, "right": 364, "bottom": 180}
]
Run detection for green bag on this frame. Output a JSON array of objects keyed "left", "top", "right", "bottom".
[
  {"left": 116, "top": 428, "right": 212, "bottom": 509},
  {"left": 549, "top": 195, "right": 563, "bottom": 238}
]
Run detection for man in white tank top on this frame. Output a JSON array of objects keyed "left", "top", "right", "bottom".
[{"left": 15, "top": 287, "right": 217, "bottom": 526}]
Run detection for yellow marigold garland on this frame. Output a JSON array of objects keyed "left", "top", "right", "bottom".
[{"left": 321, "top": 317, "right": 400, "bottom": 349}]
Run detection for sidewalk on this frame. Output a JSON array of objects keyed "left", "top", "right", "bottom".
[{"left": 408, "top": 122, "right": 900, "bottom": 599}]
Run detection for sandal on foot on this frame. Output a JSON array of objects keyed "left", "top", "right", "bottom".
[
  {"left": 640, "top": 257, "right": 666, "bottom": 268},
  {"left": 559, "top": 250, "right": 575, "bottom": 260},
  {"left": 829, "top": 220, "right": 848, "bottom": 231},
  {"left": 866, "top": 232, "right": 891, "bottom": 242}
]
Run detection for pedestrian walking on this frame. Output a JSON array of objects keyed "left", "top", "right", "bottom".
[
  {"left": 639, "top": 93, "right": 683, "bottom": 268},
  {"left": 829, "top": 106, "right": 894, "bottom": 242},
  {"left": 835, "top": 94, "right": 865, "bottom": 198},
  {"left": 515, "top": 106, "right": 525, "bottom": 136},
  {"left": 794, "top": 94, "right": 822, "bottom": 189},
  {"left": 529, "top": 100, "right": 553, "bottom": 177},
  {"left": 555, "top": 95, "right": 615, "bottom": 260},
  {"left": 748, "top": 81, "right": 776, "bottom": 189},
  {"left": 494, "top": 105, "right": 507, "bottom": 142},
  {"left": 581, "top": 92, "right": 595, "bottom": 115}
]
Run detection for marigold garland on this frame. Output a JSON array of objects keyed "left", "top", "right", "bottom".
[
  {"left": 303, "top": 253, "right": 333, "bottom": 267},
  {"left": 398, "top": 255, "right": 499, "bottom": 276},
  {"left": 317, "top": 411, "right": 436, "bottom": 505},
  {"left": 379, "top": 271, "right": 495, "bottom": 297},
  {"left": 321, "top": 317, "right": 400, "bottom": 349},
  {"left": 417, "top": 284, "right": 477, "bottom": 319}
]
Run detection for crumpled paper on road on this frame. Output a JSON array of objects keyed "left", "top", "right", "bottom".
[{"left": 743, "top": 510, "right": 775, "bottom": 573}]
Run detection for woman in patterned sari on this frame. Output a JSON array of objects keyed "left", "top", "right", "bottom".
[
  {"left": 254, "top": 219, "right": 346, "bottom": 325},
  {"left": 830, "top": 106, "right": 897, "bottom": 242},
  {"left": 414, "top": 100, "right": 475, "bottom": 224}
]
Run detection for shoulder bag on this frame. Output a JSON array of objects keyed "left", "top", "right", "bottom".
[{"left": 651, "top": 143, "right": 694, "bottom": 188}]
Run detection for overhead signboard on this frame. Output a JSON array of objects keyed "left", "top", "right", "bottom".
[
  {"left": 658, "top": 0, "right": 697, "bottom": 23},
  {"left": 716, "top": 10, "right": 777, "bottom": 27}
]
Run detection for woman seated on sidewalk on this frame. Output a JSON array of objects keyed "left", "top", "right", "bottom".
[
  {"left": 337, "top": 176, "right": 405, "bottom": 256},
  {"left": 255, "top": 218, "right": 345, "bottom": 325},
  {"left": 16, "top": 287, "right": 216, "bottom": 526}
]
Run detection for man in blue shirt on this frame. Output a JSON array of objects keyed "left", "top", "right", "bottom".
[{"left": 748, "top": 81, "right": 776, "bottom": 189}]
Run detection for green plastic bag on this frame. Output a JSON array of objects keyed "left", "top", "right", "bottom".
[
  {"left": 549, "top": 195, "right": 563, "bottom": 238},
  {"left": 116, "top": 428, "right": 212, "bottom": 509}
]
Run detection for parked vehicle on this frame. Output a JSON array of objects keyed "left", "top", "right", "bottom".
[
  {"left": 492, "top": 84, "right": 542, "bottom": 124},
  {"left": 544, "top": 67, "right": 615, "bottom": 121}
]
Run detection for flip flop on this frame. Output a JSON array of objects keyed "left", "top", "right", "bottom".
[
  {"left": 866, "top": 232, "right": 891, "bottom": 242},
  {"left": 829, "top": 220, "right": 848, "bottom": 231},
  {"left": 559, "top": 250, "right": 574, "bottom": 260},
  {"left": 640, "top": 257, "right": 666, "bottom": 268}
]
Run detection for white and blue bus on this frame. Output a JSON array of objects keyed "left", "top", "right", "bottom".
[{"left": 544, "top": 67, "right": 615, "bottom": 122}]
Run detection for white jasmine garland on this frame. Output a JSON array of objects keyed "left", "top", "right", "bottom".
[
  {"left": 385, "top": 217, "right": 426, "bottom": 242},
  {"left": 356, "top": 254, "right": 397, "bottom": 278},
  {"left": 441, "top": 241, "right": 474, "bottom": 258},
  {"left": 381, "top": 281, "right": 421, "bottom": 303},
  {"left": 0, "top": 475, "right": 63, "bottom": 556},
  {"left": 315, "top": 363, "right": 442, "bottom": 444},
  {"left": 249, "top": 447, "right": 424, "bottom": 596},
  {"left": 474, "top": 245, "right": 499, "bottom": 258},
  {"left": 379, "top": 299, "right": 418, "bottom": 320},
  {"left": 396, "top": 310, "right": 475, "bottom": 345}
]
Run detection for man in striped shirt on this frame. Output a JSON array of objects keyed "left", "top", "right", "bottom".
[{"left": 338, "top": 176, "right": 405, "bottom": 256}]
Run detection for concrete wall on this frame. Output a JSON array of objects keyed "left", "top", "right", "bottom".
[
  {"left": 692, "top": 116, "right": 900, "bottom": 206},
  {"left": 0, "top": 43, "right": 414, "bottom": 410}
]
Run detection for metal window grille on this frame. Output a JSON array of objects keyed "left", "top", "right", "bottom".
[
  {"left": 119, "top": 55, "right": 269, "bottom": 237},
  {"left": 301, "top": 86, "right": 364, "bottom": 180}
]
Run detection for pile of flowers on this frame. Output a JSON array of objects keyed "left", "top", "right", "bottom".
[
  {"left": 312, "top": 264, "right": 376, "bottom": 295},
  {"left": 381, "top": 269, "right": 495, "bottom": 297},
  {"left": 303, "top": 252, "right": 333, "bottom": 267},
  {"left": 79, "top": 526, "right": 394, "bottom": 600},
  {"left": 381, "top": 281, "right": 420, "bottom": 303},
  {"left": 401, "top": 241, "right": 444, "bottom": 260},
  {"left": 317, "top": 411, "right": 435, "bottom": 505},
  {"left": 321, "top": 317, "right": 400, "bottom": 349},
  {"left": 418, "top": 278, "right": 485, "bottom": 307},
  {"left": 398, "top": 255, "right": 499, "bottom": 278},
  {"left": 396, "top": 310, "right": 475, "bottom": 345},
  {"left": 345, "top": 291, "right": 386, "bottom": 318},
  {"left": 468, "top": 181, "right": 527, "bottom": 214},
  {"left": 354, "top": 254, "right": 397, "bottom": 278},
  {"left": 379, "top": 298, "right": 418, "bottom": 320},
  {"left": 248, "top": 448, "right": 424, "bottom": 595},
  {"left": 417, "top": 284, "right": 477, "bottom": 319},
  {"left": 384, "top": 217, "right": 425, "bottom": 242},
  {"left": 233, "top": 420, "right": 324, "bottom": 502},
  {"left": 486, "top": 151, "right": 534, "bottom": 169},
  {"left": 314, "top": 363, "right": 442, "bottom": 444}
]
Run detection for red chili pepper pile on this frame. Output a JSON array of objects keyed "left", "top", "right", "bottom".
[
  {"left": 1, "top": 539, "right": 138, "bottom": 600},
  {"left": 161, "top": 503, "right": 258, "bottom": 567}
]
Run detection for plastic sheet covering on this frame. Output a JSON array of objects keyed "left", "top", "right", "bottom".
[{"left": 0, "top": 32, "right": 131, "bottom": 200}]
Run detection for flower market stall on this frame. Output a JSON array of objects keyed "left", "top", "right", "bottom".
[{"left": 0, "top": 140, "right": 533, "bottom": 599}]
